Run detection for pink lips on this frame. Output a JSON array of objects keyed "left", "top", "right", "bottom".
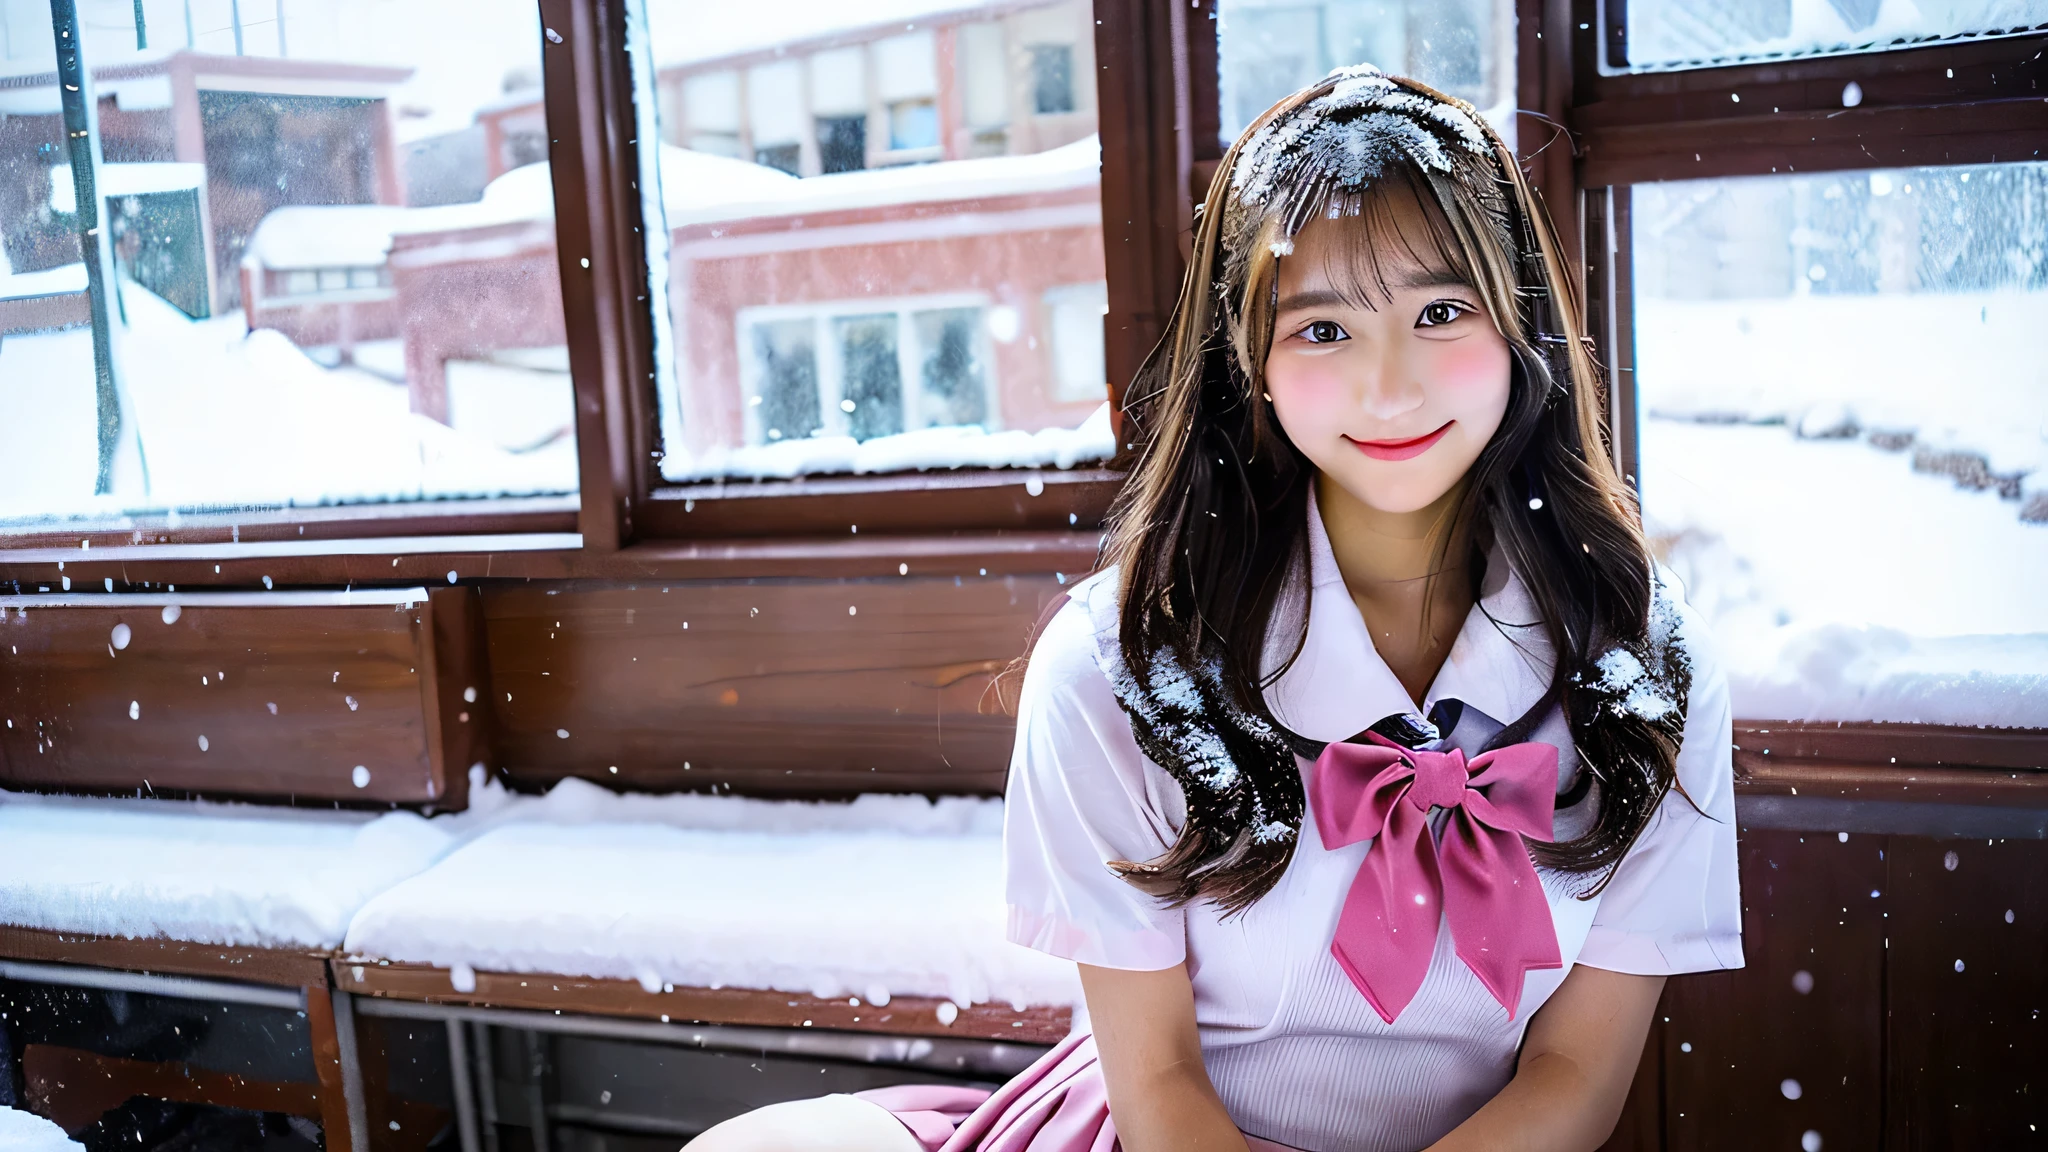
[{"left": 1346, "top": 421, "right": 1454, "bottom": 461}]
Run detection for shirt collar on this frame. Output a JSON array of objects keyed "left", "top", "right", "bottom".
[{"left": 1263, "top": 487, "right": 1554, "bottom": 744}]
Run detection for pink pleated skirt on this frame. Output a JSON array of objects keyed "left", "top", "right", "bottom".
[{"left": 855, "top": 1032, "right": 1301, "bottom": 1152}]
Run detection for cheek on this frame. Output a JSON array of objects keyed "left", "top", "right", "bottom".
[
  {"left": 1265, "top": 354, "right": 1353, "bottom": 429},
  {"left": 1421, "top": 338, "right": 1512, "bottom": 423}
]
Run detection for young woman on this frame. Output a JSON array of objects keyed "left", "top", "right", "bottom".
[{"left": 689, "top": 66, "right": 1741, "bottom": 1152}]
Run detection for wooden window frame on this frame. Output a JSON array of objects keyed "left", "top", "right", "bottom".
[
  {"left": 1557, "top": 0, "right": 2048, "bottom": 778},
  {"left": 0, "top": 0, "right": 1198, "bottom": 579}
]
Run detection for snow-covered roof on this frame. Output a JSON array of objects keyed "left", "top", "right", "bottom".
[
  {"left": 651, "top": 0, "right": 1000, "bottom": 69},
  {"left": 343, "top": 777, "right": 1082, "bottom": 1010},
  {"left": 666, "top": 134, "right": 1100, "bottom": 228},
  {"left": 243, "top": 204, "right": 416, "bottom": 270},
  {"left": 0, "top": 263, "right": 87, "bottom": 302}
]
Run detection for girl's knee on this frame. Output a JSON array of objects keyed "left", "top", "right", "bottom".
[{"left": 683, "top": 1094, "right": 923, "bottom": 1152}]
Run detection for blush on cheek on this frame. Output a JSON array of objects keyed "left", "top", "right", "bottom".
[{"left": 1424, "top": 340, "right": 1512, "bottom": 395}]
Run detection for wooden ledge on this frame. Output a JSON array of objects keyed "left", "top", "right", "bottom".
[
  {"left": 1734, "top": 760, "right": 2048, "bottom": 809},
  {"left": 332, "top": 959, "right": 1073, "bottom": 1045},
  {"left": 0, "top": 925, "right": 331, "bottom": 988},
  {"left": 1734, "top": 721, "right": 2048, "bottom": 772}
]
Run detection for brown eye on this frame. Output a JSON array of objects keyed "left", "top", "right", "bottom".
[
  {"left": 1302, "top": 320, "right": 1348, "bottom": 343},
  {"left": 1417, "top": 301, "right": 1470, "bottom": 327}
]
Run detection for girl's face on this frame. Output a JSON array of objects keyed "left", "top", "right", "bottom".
[{"left": 1263, "top": 192, "right": 1512, "bottom": 516}]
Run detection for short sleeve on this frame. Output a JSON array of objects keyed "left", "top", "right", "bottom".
[
  {"left": 1576, "top": 588, "right": 1746, "bottom": 976},
  {"left": 1003, "top": 586, "right": 1189, "bottom": 971}
]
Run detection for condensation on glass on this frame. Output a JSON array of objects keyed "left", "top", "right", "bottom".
[
  {"left": 1620, "top": 0, "right": 2048, "bottom": 71},
  {"left": 637, "top": 0, "right": 1113, "bottom": 482},
  {"left": 1631, "top": 162, "right": 2048, "bottom": 722},
  {"left": 1216, "top": 0, "right": 1518, "bottom": 148},
  {"left": 0, "top": 0, "right": 577, "bottom": 525}
]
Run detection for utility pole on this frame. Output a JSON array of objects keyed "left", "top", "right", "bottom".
[
  {"left": 132, "top": 0, "right": 146, "bottom": 48},
  {"left": 49, "top": 0, "right": 131, "bottom": 495},
  {"left": 229, "top": 0, "right": 243, "bottom": 54},
  {"left": 275, "top": 0, "right": 286, "bottom": 56},
  {"left": 183, "top": 0, "right": 194, "bottom": 48}
]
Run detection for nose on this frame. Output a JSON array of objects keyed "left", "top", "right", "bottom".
[{"left": 1353, "top": 338, "right": 1426, "bottom": 423}]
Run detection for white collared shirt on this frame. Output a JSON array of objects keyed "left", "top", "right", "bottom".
[{"left": 1003, "top": 500, "right": 1743, "bottom": 1152}]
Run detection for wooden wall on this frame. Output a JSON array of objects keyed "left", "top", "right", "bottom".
[{"left": 1602, "top": 815, "right": 2048, "bottom": 1152}]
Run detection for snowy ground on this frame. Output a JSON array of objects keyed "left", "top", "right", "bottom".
[
  {"left": 0, "top": 283, "right": 576, "bottom": 523},
  {"left": 0, "top": 1106, "right": 82, "bottom": 1152},
  {"left": 1636, "top": 290, "right": 2048, "bottom": 726}
]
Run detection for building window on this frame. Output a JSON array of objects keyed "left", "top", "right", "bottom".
[
  {"left": 682, "top": 69, "right": 742, "bottom": 155},
  {"left": 749, "top": 318, "right": 823, "bottom": 443},
  {"left": 1043, "top": 281, "right": 1108, "bottom": 403},
  {"left": 1029, "top": 44, "right": 1076, "bottom": 115},
  {"left": 817, "top": 115, "right": 867, "bottom": 174},
  {"left": 755, "top": 144, "right": 801, "bottom": 176},
  {"left": 739, "top": 299, "right": 998, "bottom": 450},
  {"left": 888, "top": 100, "right": 940, "bottom": 152}
]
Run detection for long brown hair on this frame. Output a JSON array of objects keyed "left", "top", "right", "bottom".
[{"left": 1099, "top": 71, "right": 1689, "bottom": 912}]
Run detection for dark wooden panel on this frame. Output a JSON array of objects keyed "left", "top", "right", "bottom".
[
  {"left": 1735, "top": 722, "right": 2048, "bottom": 772},
  {"left": 639, "top": 471, "right": 1120, "bottom": 538},
  {"left": 334, "top": 960, "right": 1072, "bottom": 1045},
  {"left": 0, "top": 530, "right": 1100, "bottom": 591},
  {"left": 485, "top": 576, "right": 1064, "bottom": 796},
  {"left": 1736, "top": 760, "right": 2048, "bottom": 809},
  {"left": 1661, "top": 827, "right": 1885, "bottom": 1152},
  {"left": 0, "top": 925, "right": 331, "bottom": 988},
  {"left": 1885, "top": 836, "right": 2048, "bottom": 1150},
  {"left": 0, "top": 591, "right": 478, "bottom": 805}
]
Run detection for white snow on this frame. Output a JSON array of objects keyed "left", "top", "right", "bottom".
[
  {"left": 1626, "top": 0, "right": 2048, "bottom": 70},
  {"left": 1642, "top": 419, "right": 2048, "bottom": 727},
  {"left": 667, "top": 135, "right": 1100, "bottom": 229},
  {"left": 0, "top": 1106, "right": 82, "bottom": 1152},
  {"left": 0, "top": 282, "right": 576, "bottom": 522},
  {"left": 342, "top": 777, "right": 1082, "bottom": 1011},
  {"left": 0, "top": 263, "right": 86, "bottom": 300},
  {"left": 0, "top": 791, "right": 455, "bottom": 950},
  {"left": 1635, "top": 292, "right": 2048, "bottom": 495},
  {"left": 660, "top": 401, "right": 1116, "bottom": 481},
  {"left": 243, "top": 205, "right": 416, "bottom": 271}
]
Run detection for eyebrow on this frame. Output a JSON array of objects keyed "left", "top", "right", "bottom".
[{"left": 1274, "top": 273, "right": 1476, "bottom": 315}]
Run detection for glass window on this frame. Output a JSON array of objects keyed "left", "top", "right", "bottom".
[
  {"left": 641, "top": 0, "right": 1112, "bottom": 483},
  {"left": 1621, "top": 0, "right": 2048, "bottom": 71},
  {"left": 0, "top": 0, "right": 575, "bottom": 527},
  {"left": 1029, "top": 44, "right": 1076, "bottom": 115},
  {"left": 1217, "top": 0, "right": 1518, "bottom": 147},
  {"left": 1631, "top": 162, "right": 2048, "bottom": 725}
]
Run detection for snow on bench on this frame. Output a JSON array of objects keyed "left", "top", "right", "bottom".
[
  {"left": 0, "top": 1105, "right": 84, "bottom": 1152},
  {"left": 0, "top": 790, "right": 454, "bottom": 953},
  {"left": 339, "top": 778, "right": 1082, "bottom": 1041}
]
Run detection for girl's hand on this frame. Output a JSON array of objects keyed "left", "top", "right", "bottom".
[
  {"left": 1426, "top": 965, "right": 1666, "bottom": 1152},
  {"left": 1081, "top": 963, "right": 1254, "bottom": 1152}
]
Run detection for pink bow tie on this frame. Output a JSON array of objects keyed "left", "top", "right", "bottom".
[{"left": 1308, "top": 732, "right": 1564, "bottom": 1023}]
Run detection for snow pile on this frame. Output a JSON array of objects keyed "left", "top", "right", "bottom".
[
  {"left": 0, "top": 282, "right": 576, "bottom": 521},
  {"left": 243, "top": 205, "right": 416, "bottom": 271},
  {"left": 661, "top": 402, "right": 1116, "bottom": 481},
  {"left": 345, "top": 777, "right": 1081, "bottom": 1011},
  {"left": 0, "top": 263, "right": 86, "bottom": 301},
  {"left": 667, "top": 135, "right": 1100, "bottom": 229},
  {"left": 0, "top": 792, "right": 455, "bottom": 950},
  {"left": 1642, "top": 420, "right": 2048, "bottom": 727},
  {"left": 0, "top": 1106, "right": 83, "bottom": 1152},
  {"left": 1635, "top": 292, "right": 2048, "bottom": 510}
]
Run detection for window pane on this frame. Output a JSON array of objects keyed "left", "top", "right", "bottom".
[
  {"left": 0, "top": 0, "right": 576, "bottom": 527},
  {"left": 1632, "top": 163, "right": 2048, "bottom": 726},
  {"left": 1623, "top": 0, "right": 2048, "bottom": 71},
  {"left": 642, "top": 0, "right": 1113, "bottom": 482},
  {"left": 1217, "top": 0, "right": 1518, "bottom": 148}
]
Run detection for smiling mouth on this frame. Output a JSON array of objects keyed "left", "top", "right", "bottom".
[{"left": 1346, "top": 421, "right": 1455, "bottom": 462}]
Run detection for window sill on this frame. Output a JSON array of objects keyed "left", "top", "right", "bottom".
[{"left": 640, "top": 467, "right": 1121, "bottom": 537}]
